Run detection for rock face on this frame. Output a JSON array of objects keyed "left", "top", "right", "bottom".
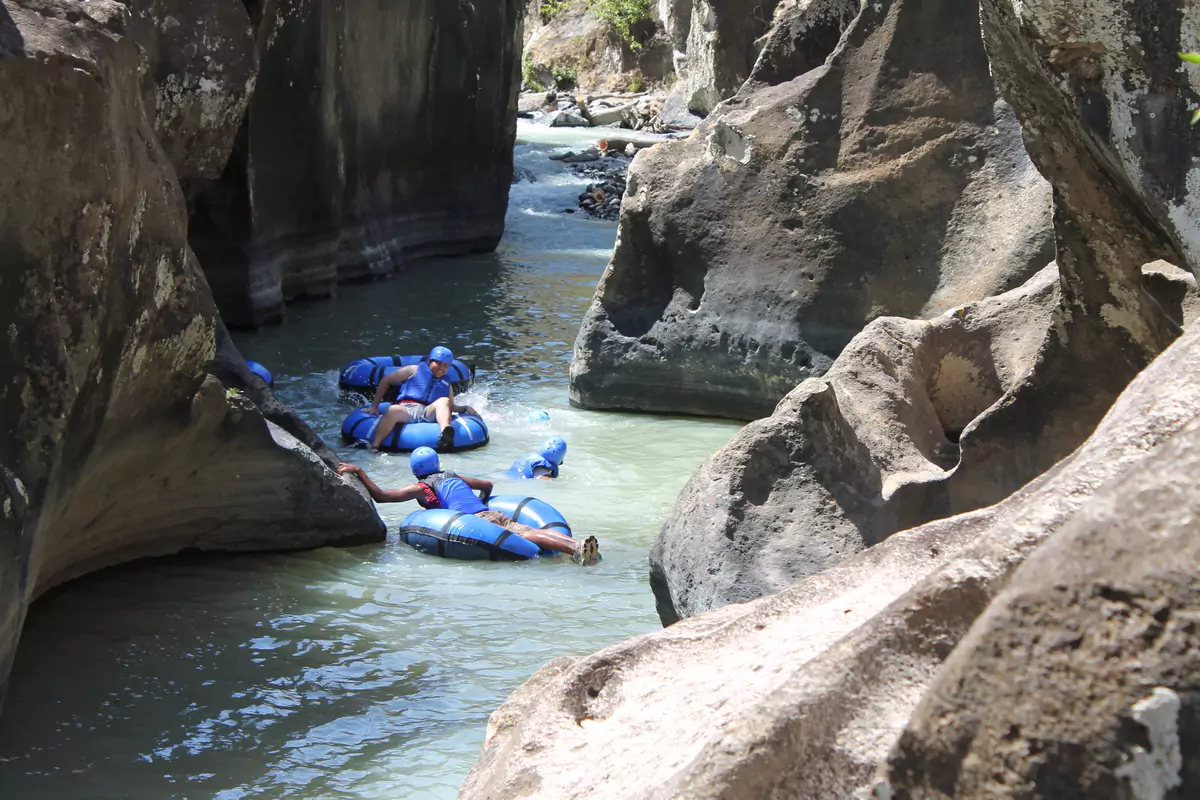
[
  {"left": 569, "top": 0, "right": 1054, "bottom": 420},
  {"left": 651, "top": 265, "right": 1059, "bottom": 622},
  {"left": 885, "top": 418, "right": 1200, "bottom": 798},
  {"left": 0, "top": 0, "right": 383, "bottom": 700},
  {"left": 189, "top": 0, "right": 525, "bottom": 327},
  {"left": 749, "top": 0, "right": 860, "bottom": 89},
  {"left": 672, "top": 0, "right": 782, "bottom": 115},
  {"left": 130, "top": 0, "right": 258, "bottom": 179},
  {"left": 523, "top": 0, "right": 672, "bottom": 93},
  {"left": 647, "top": 0, "right": 1200, "bottom": 621},
  {"left": 460, "top": 316, "right": 1200, "bottom": 800}
]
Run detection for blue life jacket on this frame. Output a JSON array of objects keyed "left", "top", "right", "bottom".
[
  {"left": 422, "top": 471, "right": 487, "bottom": 514},
  {"left": 511, "top": 453, "right": 559, "bottom": 479},
  {"left": 398, "top": 362, "right": 452, "bottom": 405}
]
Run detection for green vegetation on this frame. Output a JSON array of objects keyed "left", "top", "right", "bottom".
[
  {"left": 626, "top": 71, "right": 645, "bottom": 93},
  {"left": 539, "top": 0, "right": 571, "bottom": 24},
  {"left": 523, "top": 56, "right": 546, "bottom": 91},
  {"left": 1181, "top": 52, "right": 1200, "bottom": 124},
  {"left": 588, "top": 0, "right": 653, "bottom": 51},
  {"left": 225, "top": 387, "right": 244, "bottom": 401},
  {"left": 552, "top": 64, "right": 579, "bottom": 90}
]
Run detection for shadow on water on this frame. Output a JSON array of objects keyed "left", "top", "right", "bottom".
[{"left": 0, "top": 550, "right": 433, "bottom": 800}]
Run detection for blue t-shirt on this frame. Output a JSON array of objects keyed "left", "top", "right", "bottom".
[
  {"left": 419, "top": 470, "right": 487, "bottom": 513},
  {"left": 509, "top": 453, "right": 559, "bottom": 479}
]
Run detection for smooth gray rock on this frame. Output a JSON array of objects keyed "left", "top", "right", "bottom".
[
  {"left": 547, "top": 109, "right": 592, "bottom": 128},
  {"left": 570, "top": 0, "right": 1053, "bottom": 421},
  {"left": 187, "top": 0, "right": 525, "bottom": 327},
  {"left": 651, "top": 263, "right": 1059, "bottom": 622},
  {"left": 461, "top": 308, "right": 1200, "bottom": 800}
]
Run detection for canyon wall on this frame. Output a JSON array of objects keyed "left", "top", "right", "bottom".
[
  {"left": 0, "top": 0, "right": 401, "bottom": 701},
  {"left": 189, "top": 0, "right": 525, "bottom": 327}
]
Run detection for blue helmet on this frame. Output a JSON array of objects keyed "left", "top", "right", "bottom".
[
  {"left": 428, "top": 345, "right": 454, "bottom": 364},
  {"left": 540, "top": 436, "right": 567, "bottom": 465},
  {"left": 410, "top": 446, "right": 440, "bottom": 478}
]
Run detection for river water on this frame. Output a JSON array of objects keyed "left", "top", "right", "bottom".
[{"left": 0, "top": 124, "right": 740, "bottom": 799}]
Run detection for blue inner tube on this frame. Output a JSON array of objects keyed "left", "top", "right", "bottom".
[
  {"left": 399, "top": 495, "right": 572, "bottom": 560},
  {"left": 338, "top": 355, "right": 473, "bottom": 399},
  {"left": 245, "top": 360, "right": 274, "bottom": 387},
  {"left": 341, "top": 404, "right": 489, "bottom": 452}
]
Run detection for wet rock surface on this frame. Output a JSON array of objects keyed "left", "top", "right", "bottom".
[{"left": 572, "top": 155, "right": 631, "bottom": 221}]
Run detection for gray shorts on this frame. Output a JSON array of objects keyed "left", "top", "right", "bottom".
[{"left": 394, "top": 402, "right": 435, "bottom": 423}]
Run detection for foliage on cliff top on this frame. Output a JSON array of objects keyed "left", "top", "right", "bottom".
[
  {"left": 1182, "top": 51, "right": 1200, "bottom": 124},
  {"left": 588, "top": 0, "right": 653, "bottom": 51},
  {"left": 539, "top": 0, "right": 570, "bottom": 24}
]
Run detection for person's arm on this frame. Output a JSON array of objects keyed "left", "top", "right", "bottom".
[
  {"left": 532, "top": 466, "right": 554, "bottom": 480},
  {"left": 367, "top": 365, "right": 416, "bottom": 413},
  {"left": 337, "top": 463, "right": 425, "bottom": 503},
  {"left": 460, "top": 475, "right": 493, "bottom": 502},
  {"left": 449, "top": 386, "right": 479, "bottom": 417}
]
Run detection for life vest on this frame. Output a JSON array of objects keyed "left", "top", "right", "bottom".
[
  {"left": 511, "top": 453, "right": 559, "bottom": 479},
  {"left": 398, "top": 361, "right": 452, "bottom": 405},
  {"left": 420, "top": 471, "right": 487, "bottom": 514}
]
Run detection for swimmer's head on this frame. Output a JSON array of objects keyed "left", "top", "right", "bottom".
[{"left": 540, "top": 436, "right": 567, "bottom": 466}]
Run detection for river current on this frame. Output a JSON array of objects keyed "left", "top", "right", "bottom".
[{"left": 0, "top": 124, "right": 740, "bottom": 799}]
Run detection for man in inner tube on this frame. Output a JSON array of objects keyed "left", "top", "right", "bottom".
[
  {"left": 362, "top": 345, "right": 479, "bottom": 452},
  {"left": 337, "top": 449, "right": 601, "bottom": 565},
  {"left": 508, "top": 437, "right": 568, "bottom": 480}
]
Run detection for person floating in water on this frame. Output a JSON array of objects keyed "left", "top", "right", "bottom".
[
  {"left": 362, "top": 345, "right": 479, "bottom": 452},
  {"left": 338, "top": 448, "right": 600, "bottom": 565},
  {"left": 509, "top": 436, "right": 568, "bottom": 480}
]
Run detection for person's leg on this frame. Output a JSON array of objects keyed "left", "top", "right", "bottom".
[
  {"left": 477, "top": 511, "right": 600, "bottom": 564},
  {"left": 426, "top": 398, "right": 455, "bottom": 450},
  {"left": 371, "top": 404, "right": 415, "bottom": 448},
  {"left": 425, "top": 397, "right": 454, "bottom": 428}
]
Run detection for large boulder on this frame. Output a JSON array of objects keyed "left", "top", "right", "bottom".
[
  {"left": 569, "top": 0, "right": 1054, "bottom": 421},
  {"left": 0, "top": 0, "right": 383, "bottom": 701},
  {"left": 651, "top": 264, "right": 1059, "bottom": 622},
  {"left": 646, "top": 0, "right": 1200, "bottom": 621},
  {"left": 188, "top": 0, "right": 525, "bottom": 327},
  {"left": 460, "top": 302, "right": 1200, "bottom": 800}
]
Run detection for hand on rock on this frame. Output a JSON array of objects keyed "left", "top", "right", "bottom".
[{"left": 337, "top": 463, "right": 362, "bottom": 476}]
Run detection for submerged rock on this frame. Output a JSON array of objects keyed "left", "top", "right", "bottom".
[
  {"left": 570, "top": 0, "right": 1053, "bottom": 420},
  {"left": 0, "top": 0, "right": 383, "bottom": 701},
  {"left": 461, "top": 314, "right": 1200, "bottom": 800}
]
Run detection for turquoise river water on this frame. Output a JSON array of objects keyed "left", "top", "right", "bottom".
[{"left": 0, "top": 124, "right": 741, "bottom": 799}]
